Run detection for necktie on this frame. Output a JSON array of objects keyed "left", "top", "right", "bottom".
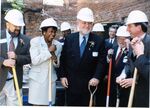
[
  {"left": 9, "top": 37, "right": 15, "bottom": 51},
  {"left": 116, "top": 48, "right": 122, "bottom": 65},
  {"left": 80, "top": 36, "right": 86, "bottom": 57},
  {"left": 110, "top": 39, "right": 113, "bottom": 44}
]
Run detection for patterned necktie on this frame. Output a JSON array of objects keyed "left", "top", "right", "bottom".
[
  {"left": 116, "top": 48, "right": 122, "bottom": 65},
  {"left": 9, "top": 37, "right": 15, "bottom": 51},
  {"left": 80, "top": 36, "right": 86, "bottom": 57}
]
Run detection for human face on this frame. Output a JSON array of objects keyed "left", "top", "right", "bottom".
[
  {"left": 109, "top": 28, "right": 116, "bottom": 38},
  {"left": 117, "top": 36, "right": 127, "bottom": 48},
  {"left": 43, "top": 27, "right": 57, "bottom": 44},
  {"left": 77, "top": 20, "right": 93, "bottom": 35},
  {"left": 92, "top": 31, "right": 104, "bottom": 37},
  {"left": 6, "top": 22, "right": 21, "bottom": 37},
  {"left": 62, "top": 29, "right": 71, "bottom": 37},
  {"left": 127, "top": 24, "right": 141, "bottom": 38}
]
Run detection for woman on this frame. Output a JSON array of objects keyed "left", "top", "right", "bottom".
[{"left": 28, "top": 18, "right": 62, "bottom": 105}]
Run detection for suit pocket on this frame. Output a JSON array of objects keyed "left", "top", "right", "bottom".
[{"left": 29, "top": 67, "right": 43, "bottom": 83}]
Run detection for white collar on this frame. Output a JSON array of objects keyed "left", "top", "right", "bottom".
[
  {"left": 79, "top": 33, "right": 89, "bottom": 45},
  {"left": 139, "top": 33, "right": 146, "bottom": 40}
]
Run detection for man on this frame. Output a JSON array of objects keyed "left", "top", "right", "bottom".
[
  {"left": 57, "top": 22, "right": 71, "bottom": 81},
  {"left": 92, "top": 23, "right": 107, "bottom": 106},
  {"left": 92, "top": 23, "right": 106, "bottom": 40},
  {"left": 0, "top": 9, "right": 31, "bottom": 105},
  {"left": 105, "top": 26, "right": 118, "bottom": 50},
  {"left": 60, "top": 7, "right": 106, "bottom": 106},
  {"left": 124, "top": 10, "right": 150, "bottom": 107},
  {"left": 58, "top": 22, "right": 71, "bottom": 44},
  {"left": 107, "top": 26, "right": 131, "bottom": 107}
]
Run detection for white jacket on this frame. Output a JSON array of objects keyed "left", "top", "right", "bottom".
[{"left": 29, "top": 36, "right": 62, "bottom": 83}]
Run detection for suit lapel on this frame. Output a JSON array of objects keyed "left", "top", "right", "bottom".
[
  {"left": 15, "top": 35, "right": 22, "bottom": 53},
  {"left": 142, "top": 34, "right": 149, "bottom": 56},
  {"left": 73, "top": 33, "right": 80, "bottom": 60},
  {"left": 113, "top": 38, "right": 118, "bottom": 47}
]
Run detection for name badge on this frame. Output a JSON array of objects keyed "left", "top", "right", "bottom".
[
  {"left": 92, "top": 52, "right": 98, "bottom": 57},
  {"left": 0, "top": 38, "right": 7, "bottom": 44},
  {"left": 123, "top": 56, "right": 128, "bottom": 63}
]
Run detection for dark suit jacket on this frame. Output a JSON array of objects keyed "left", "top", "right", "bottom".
[
  {"left": 109, "top": 46, "right": 130, "bottom": 106},
  {"left": 126, "top": 34, "right": 150, "bottom": 107},
  {"left": 60, "top": 32, "right": 106, "bottom": 94},
  {"left": 0, "top": 30, "right": 31, "bottom": 92},
  {"left": 105, "top": 38, "right": 118, "bottom": 51}
]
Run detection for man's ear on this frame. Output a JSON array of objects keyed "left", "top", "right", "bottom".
[
  {"left": 6, "top": 22, "right": 10, "bottom": 29},
  {"left": 137, "top": 25, "right": 142, "bottom": 33}
]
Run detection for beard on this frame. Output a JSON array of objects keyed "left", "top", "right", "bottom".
[
  {"left": 8, "top": 29, "right": 20, "bottom": 37},
  {"left": 78, "top": 27, "right": 91, "bottom": 35}
]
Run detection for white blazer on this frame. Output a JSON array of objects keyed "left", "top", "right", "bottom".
[{"left": 29, "top": 36, "right": 62, "bottom": 83}]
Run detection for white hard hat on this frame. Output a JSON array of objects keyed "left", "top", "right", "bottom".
[
  {"left": 4, "top": 9, "right": 25, "bottom": 26},
  {"left": 77, "top": 7, "right": 94, "bottom": 22},
  {"left": 126, "top": 10, "right": 148, "bottom": 25},
  {"left": 92, "top": 23, "right": 104, "bottom": 32},
  {"left": 40, "top": 18, "right": 58, "bottom": 29},
  {"left": 60, "top": 22, "right": 71, "bottom": 31},
  {"left": 116, "top": 26, "right": 130, "bottom": 37}
]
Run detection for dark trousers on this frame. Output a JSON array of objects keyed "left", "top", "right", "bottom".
[{"left": 66, "top": 91, "right": 90, "bottom": 106}]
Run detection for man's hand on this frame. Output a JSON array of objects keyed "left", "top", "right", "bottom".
[
  {"left": 107, "top": 49, "right": 114, "bottom": 58},
  {"left": 119, "top": 78, "right": 133, "bottom": 88},
  {"left": 3, "top": 59, "right": 16, "bottom": 67},
  {"left": 116, "top": 76, "right": 125, "bottom": 84},
  {"left": 61, "top": 77, "right": 68, "bottom": 88},
  {"left": 89, "top": 78, "right": 99, "bottom": 86},
  {"left": 131, "top": 37, "right": 144, "bottom": 57},
  {"left": 116, "top": 71, "right": 127, "bottom": 84},
  {"left": 7, "top": 51, "right": 17, "bottom": 59}
]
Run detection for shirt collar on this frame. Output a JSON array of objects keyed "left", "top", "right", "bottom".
[
  {"left": 79, "top": 33, "right": 89, "bottom": 40},
  {"left": 118, "top": 46, "right": 126, "bottom": 52},
  {"left": 139, "top": 33, "right": 146, "bottom": 40},
  {"left": 6, "top": 30, "right": 11, "bottom": 39},
  {"left": 79, "top": 33, "right": 89, "bottom": 45}
]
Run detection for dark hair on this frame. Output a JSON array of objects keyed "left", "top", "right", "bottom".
[
  {"left": 134, "top": 22, "right": 148, "bottom": 32},
  {"left": 109, "top": 26, "right": 117, "bottom": 32},
  {"left": 41, "top": 26, "right": 57, "bottom": 34}
]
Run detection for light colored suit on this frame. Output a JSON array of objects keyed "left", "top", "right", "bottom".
[{"left": 28, "top": 36, "right": 62, "bottom": 105}]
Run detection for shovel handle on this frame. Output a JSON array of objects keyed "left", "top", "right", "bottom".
[
  {"left": 12, "top": 66, "right": 22, "bottom": 106},
  {"left": 88, "top": 85, "right": 97, "bottom": 107},
  {"left": 128, "top": 68, "right": 137, "bottom": 108}
]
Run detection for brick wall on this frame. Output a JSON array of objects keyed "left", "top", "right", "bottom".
[{"left": 4, "top": 0, "right": 150, "bottom": 37}]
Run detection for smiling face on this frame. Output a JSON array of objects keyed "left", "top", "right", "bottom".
[
  {"left": 117, "top": 36, "right": 129, "bottom": 48},
  {"left": 77, "top": 20, "right": 93, "bottom": 35},
  {"left": 42, "top": 27, "right": 57, "bottom": 44},
  {"left": 109, "top": 27, "right": 116, "bottom": 39}
]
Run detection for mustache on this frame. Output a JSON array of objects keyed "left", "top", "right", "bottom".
[{"left": 9, "top": 29, "right": 20, "bottom": 37}]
